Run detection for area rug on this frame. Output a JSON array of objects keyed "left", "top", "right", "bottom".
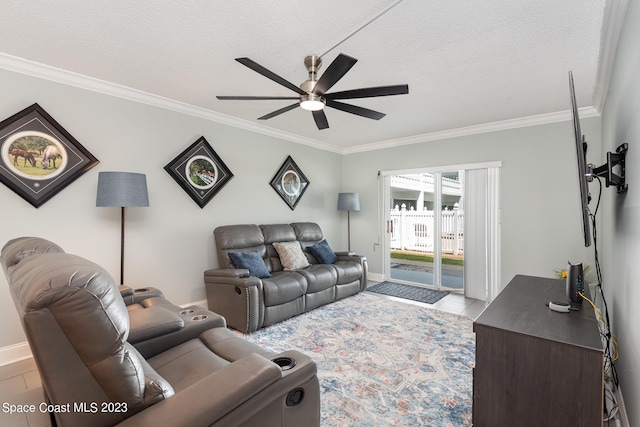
[
  {"left": 366, "top": 281, "right": 449, "bottom": 304},
  {"left": 239, "top": 292, "right": 474, "bottom": 426}
]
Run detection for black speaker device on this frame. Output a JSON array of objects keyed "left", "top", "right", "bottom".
[{"left": 566, "top": 262, "right": 584, "bottom": 304}]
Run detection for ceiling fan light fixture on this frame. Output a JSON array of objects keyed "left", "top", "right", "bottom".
[{"left": 300, "top": 93, "right": 326, "bottom": 111}]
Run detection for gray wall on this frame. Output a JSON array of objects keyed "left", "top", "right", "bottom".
[
  {"left": 0, "top": 68, "right": 344, "bottom": 348},
  {"left": 600, "top": 0, "right": 640, "bottom": 424},
  {"left": 344, "top": 119, "right": 600, "bottom": 288}
]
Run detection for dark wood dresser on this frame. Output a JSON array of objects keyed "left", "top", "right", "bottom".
[{"left": 472, "top": 274, "right": 604, "bottom": 426}]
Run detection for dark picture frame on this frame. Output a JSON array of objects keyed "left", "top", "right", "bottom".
[
  {"left": 0, "top": 103, "right": 99, "bottom": 208},
  {"left": 164, "top": 136, "right": 233, "bottom": 208},
  {"left": 270, "top": 155, "right": 310, "bottom": 210}
]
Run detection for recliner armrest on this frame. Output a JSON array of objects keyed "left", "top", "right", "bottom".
[
  {"left": 119, "top": 285, "right": 135, "bottom": 298},
  {"left": 121, "top": 286, "right": 165, "bottom": 305},
  {"left": 128, "top": 306, "right": 184, "bottom": 343},
  {"left": 115, "top": 353, "right": 284, "bottom": 427}
]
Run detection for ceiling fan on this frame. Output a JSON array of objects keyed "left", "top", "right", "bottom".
[{"left": 217, "top": 53, "right": 409, "bottom": 130}]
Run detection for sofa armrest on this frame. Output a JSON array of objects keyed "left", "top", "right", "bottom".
[
  {"left": 335, "top": 253, "right": 366, "bottom": 265},
  {"left": 204, "top": 267, "right": 253, "bottom": 279},
  {"left": 334, "top": 251, "right": 355, "bottom": 257},
  {"left": 115, "top": 353, "right": 283, "bottom": 427},
  {"left": 204, "top": 269, "right": 264, "bottom": 333}
]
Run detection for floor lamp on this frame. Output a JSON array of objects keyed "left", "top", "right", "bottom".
[
  {"left": 96, "top": 171, "right": 149, "bottom": 285},
  {"left": 337, "top": 192, "right": 360, "bottom": 252}
]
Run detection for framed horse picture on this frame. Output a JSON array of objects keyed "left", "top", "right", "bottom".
[
  {"left": 0, "top": 103, "right": 99, "bottom": 207},
  {"left": 164, "top": 136, "right": 234, "bottom": 208},
  {"left": 269, "top": 155, "right": 310, "bottom": 210}
]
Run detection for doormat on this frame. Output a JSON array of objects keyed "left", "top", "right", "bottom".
[{"left": 366, "top": 281, "right": 449, "bottom": 304}]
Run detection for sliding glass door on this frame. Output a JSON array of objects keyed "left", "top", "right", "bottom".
[
  {"left": 385, "top": 170, "right": 464, "bottom": 291},
  {"left": 381, "top": 162, "right": 500, "bottom": 301}
]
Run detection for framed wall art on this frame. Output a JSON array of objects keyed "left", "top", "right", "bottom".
[
  {"left": 270, "top": 155, "right": 310, "bottom": 210},
  {"left": 0, "top": 103, "right": 99, "bottom": 208},
  {"left": 164, "top": 136, "right": 233, "bottom": 208}
]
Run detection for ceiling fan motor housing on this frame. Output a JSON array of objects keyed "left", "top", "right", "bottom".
[
  {"left": 300, "top": 56, "right": 323, "bottom": 93},
  {"left": 300, "top": 55, "right": 326, "bottom": 110}
]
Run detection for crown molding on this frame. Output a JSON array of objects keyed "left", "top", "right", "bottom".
[
  {"left": 343, "top": 106, "right": 601, "bottom": 154},
  {"left": 592, "top": 0, "right": 629, "bottom": 112},
  {"left": 0, "top": 53, "right": 343, "bottom": 154},
  {"left": 0, "top": 52, "right": 602, "bottom": 156}
]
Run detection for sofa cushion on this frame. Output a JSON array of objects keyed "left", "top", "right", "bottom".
[
  {"left": 297, "top": 264, "right": 338, "bottom": 293},
  {"left": 291, "top": 222, "right": 324, "bottom": 242},
  {"left": 228, "top": 251, "right": 271, "bottom": 278},
  {"left": 214, "top": 224, "right": 266, "bottom": 269},
  {"left": 260, "top": 224, "right": 297, "bottom": 273},
  {"left": 262, "top": 271, "right": 307, "bottom": 306},
  {"left": 307, "top": 239, "right": 338, "bottom": 264},
  {"left": 273, "top": 241, "right": 310, "bottom": 271}
]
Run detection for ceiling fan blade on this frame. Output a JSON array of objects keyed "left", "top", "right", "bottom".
[
  {"left": 326, "top": 99, "right": 386, "bottom": 120},
  {"left": 217, "top": 96, "right": 299, "bottom": 100},
  {"left": 236, "top": 57, "right": 307, "bottom": 96},
  {"left": 312, "top": 53, "right": 358, "bottom": 95},
  {"left": 325, "top": 84, "right": 409, "bottom": 100},
  {"left": 312, "top": 110, "right": 329, "bottom": 130},
  {"left": 257, "top": 103, "right": 299, "bottom": 120}
]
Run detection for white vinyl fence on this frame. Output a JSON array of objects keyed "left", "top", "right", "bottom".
[{"left": 390, "top": 205, "right": 464, "bottom": 255}]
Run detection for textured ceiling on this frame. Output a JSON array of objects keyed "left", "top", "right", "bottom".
[{"left": 0, "top": 0, "right": 617, "bottom": 152}]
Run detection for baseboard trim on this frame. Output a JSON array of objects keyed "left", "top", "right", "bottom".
[
  {"left": 616, "top": 383, "right": 630, "bottom": 427},
  {"left": 0, "top": 341, "right": 32, "bottom": 366},
  {"left": 182, "top": 299, "right": 208, "bottom": 308},
  {"left": 368, "top": 272, "right": 384, "bottom": 283}
]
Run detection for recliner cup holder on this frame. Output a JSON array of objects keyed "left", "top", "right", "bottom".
[
  {"left": 192, "top": 314, "right": 208, "bottom": 321},
  {"left": 272, "top": 357, "right": 296, "bottom": 371},
  {"left": 180, "top": 309, "right": 196, "bottom": 315}
]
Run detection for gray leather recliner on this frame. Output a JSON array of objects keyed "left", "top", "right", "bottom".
[{"left": 1, "top": 237, "right": 320, "bottom": 427}]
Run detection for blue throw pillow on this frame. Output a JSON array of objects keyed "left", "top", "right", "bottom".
[
  {"left": 308, "top": 240, "right": 338, "bottom": 264},
  {"left": 228, "top": 251, "right": 271, "bottom": 278}
]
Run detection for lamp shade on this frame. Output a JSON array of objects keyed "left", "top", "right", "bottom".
[
  {"left": 96, "top": 172, "right": 149, "bottom": 207},
  {"left": 337, "top": 192, "right": 360, "bottom": 211}
]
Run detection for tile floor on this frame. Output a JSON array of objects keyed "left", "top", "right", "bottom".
[
  {"left": 0, "top": 291, "right": 486, "bottom": 427},
  {"left": 0, "top": 358, "right": 49, "bottom": 427}
]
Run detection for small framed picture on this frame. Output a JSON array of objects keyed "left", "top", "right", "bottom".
[
  {"left": 0, "top": 103, "right": 99, "bottom": 207},
  {"left": 270, "top": 155, "right": 310, "bottom": 210},
  {"left": 164, "top": 136, "right": 233, "bottom": 208}
]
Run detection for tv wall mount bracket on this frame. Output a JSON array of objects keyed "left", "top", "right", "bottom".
[{"left": 588, "top": 143, "right": 628, "bottom": 194}]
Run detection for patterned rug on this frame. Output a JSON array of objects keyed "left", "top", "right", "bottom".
[
  {"left": 238, "top": 292, "right": 474, "bottom": 426},
  {"left": 367, "top": 281, "right": 450, "bottom": 304}
]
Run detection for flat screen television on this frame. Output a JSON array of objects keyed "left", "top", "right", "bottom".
[{"left": 568, "top": 71, "right": 592, "bottom": 247}]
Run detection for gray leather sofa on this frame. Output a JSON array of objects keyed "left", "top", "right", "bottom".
[
  {"left": 1, "top": 237, "right": 320, "bottom": 427},
  {"left": 205, "top": 222, "right": 368, "bottom": 333}
]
